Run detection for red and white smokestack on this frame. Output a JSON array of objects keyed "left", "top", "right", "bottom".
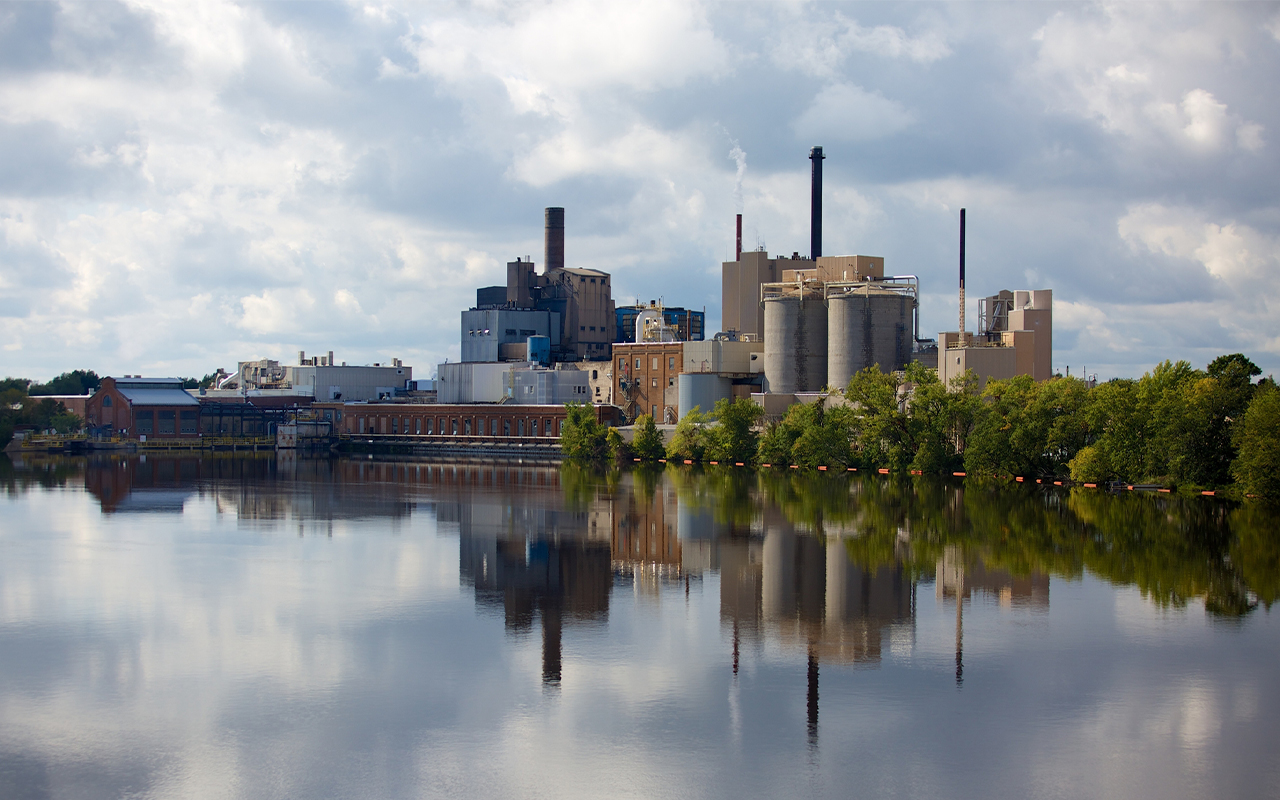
[
  {"left": 959, "top": 208, "right": 966, "bottom": 334},
  {"left": 735, "top": 214, "right": 742, "bottom": 261}
]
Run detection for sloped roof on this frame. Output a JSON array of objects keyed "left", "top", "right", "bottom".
[{"left": 118, "top": 387, "right": 199, "bottom": 407}]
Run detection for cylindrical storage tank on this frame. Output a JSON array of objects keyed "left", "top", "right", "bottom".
[
  {"left": 678, "top": 373, "right": 732, "bottom": 418},
  {"left": 763, "top": 290, "right": 828, "bottom": 393},
  {"left": 827, "top": 289, "right": 913, "bottom": 388},
  {"left": 526, "top": 335, "right": 550, "bottom": 366}
]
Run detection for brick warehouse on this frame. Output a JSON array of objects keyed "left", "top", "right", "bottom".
[
  {"left": 611, "top": 341, "right": 684, "bottom": 423},
  {"left": 313, "top": 402, "right": 623, "bottom": 438}
]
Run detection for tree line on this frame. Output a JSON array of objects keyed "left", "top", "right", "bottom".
[{"left": 562, "top": 353, "right": 1279, "bottom": 500}]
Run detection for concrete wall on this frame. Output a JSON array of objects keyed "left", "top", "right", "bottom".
[
  {"left": 1008, "top": 289, "right": 1052, "bottom": 381},
  {"left": 683, "top": 339, "right": 763, "bottom": 375},
  {"left": 509, "top": 368, "right": 591, "bottom": 405},
  {"left": 438, "top": 361, "right": 530, "bottom": 404},
  {"left": 289, "top": 364, "right": 411, "bottom": 402},
  {"left": 461, "top": 308, "right": 560, "bottom": 363}
]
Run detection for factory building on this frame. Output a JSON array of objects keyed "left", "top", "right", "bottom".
[
  {"left": 615, "top": 303, "right": 705, "bottom": 344},
  {"left": 677, "top": 337, "right": 764, "bottom": 418},
  {"left": 937, "top": 289, "right": 1053, "bottom": 390},
  {"left": 315, "top": 401, "right": 622, "bottom": 438},
  {"left": 613, "top": 341, "right": 684, "bottom": 423},
  {"left": 86, "top": 377, "right": 202, "bottom": 439},
  {"left": 206, "top": 353, "right": 411, "bottom": 403},
  {"left": 470, "top": 207, "right": 615, "bottom": 363}
]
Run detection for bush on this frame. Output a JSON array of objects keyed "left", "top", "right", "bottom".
[
  {"left": 632, "top": 414, "right": 666, "bottom": 462},
  {"left": 666, "top": 406, "right": 709, "bottom": 462},
  {"left": 561, "top": 402, "right": 608, "bottom": 462},
  {"left": 705, "top": 397, "right": 763, "bottom": 464}
]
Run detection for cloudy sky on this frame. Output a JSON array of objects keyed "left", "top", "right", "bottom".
[{"left": 1, "top": 1, "right": 1278, "bottom": 382}]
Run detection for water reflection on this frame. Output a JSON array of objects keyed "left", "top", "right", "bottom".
[{"left": 1, "top": 453, "right": 1277, "bottom": 799}]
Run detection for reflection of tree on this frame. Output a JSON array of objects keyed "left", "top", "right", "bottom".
[{"left": 0, "top": 454, "right": 86, "bottom": 495}]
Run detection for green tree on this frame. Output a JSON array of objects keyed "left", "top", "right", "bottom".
[
  {"left": 1231, "top": 381, "right": 1280, "bottom": 500},
  {"left": 666, "top": 406, "right": 709, "bottom": 462},
  {"left": 28, "top": 370, "right": 100, "bottom": 396},
  {"left": 965, "top": 375, "right": 1088, "bottom": 478},
  {"left": 560, "top": 402, "right": 609, "bottom": 462},
  {"left": 631, "top": 414, "right": 666, "bottom": 462},
  {"left": 606, "top": 427, "right": 630, "bottom": 461},
  {"left": 756, "top": 398, "right": 854, "bottom": 469},
  {"left": 705, "top": 397, "right": 764, "bottom": 464}
]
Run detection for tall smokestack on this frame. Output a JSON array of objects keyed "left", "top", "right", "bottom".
[
  {"left": 735, "top": 214, "right": 743, "bottom": 261},
  {"left": 544, "top": 207, "right": 564, "bottom": 273},
  {"left": 809, "top": 146, "right": 825, "bottom": 260},
  {"left": 959, "top": 208, "right": 966, "bottom": 334}
]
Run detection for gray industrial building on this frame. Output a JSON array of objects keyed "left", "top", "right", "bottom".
[
  {"left": 461, "top": 307, "right": 560, "bottom": 363},
  {"left": 470, "top": 207, "right": 615, "bottom": 363}
]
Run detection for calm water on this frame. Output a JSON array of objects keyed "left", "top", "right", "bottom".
[{"left": 1, "top": 454, "right": 1278, "bottom": 800}]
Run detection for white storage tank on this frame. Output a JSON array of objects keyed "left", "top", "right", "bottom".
[{"left": 678, "top": 373, "right": 732, "bottom": 419}]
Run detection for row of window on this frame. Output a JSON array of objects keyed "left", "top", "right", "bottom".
[
  {"left": 134, "top": 409, "right": 199, "bottom": 435},
  {"left": 353, "top": 416, "right": 565, "bottom": 437},
  {"left": 619, "top": 356, "right": 678, "bottom": 371}
]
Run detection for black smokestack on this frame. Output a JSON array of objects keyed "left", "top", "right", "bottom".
[
  {"left": 735, "top": 213, "right": 742, "bottom": 261},
  {"left": 544, "top": 207, "right": 564, "bottom": 272},
  {"left": 809, "top": 146, "right": 825, "bottom": 260},
  {"left": 959, "top": 208, "right": 966, "bottom": 333}
]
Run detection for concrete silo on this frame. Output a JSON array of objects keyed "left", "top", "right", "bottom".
[
  {"left": 826, "top": 281, "right": 916, "bottom": 388},
  {"left": 763, "top": 283, "right": 828, "bottom": 393}
]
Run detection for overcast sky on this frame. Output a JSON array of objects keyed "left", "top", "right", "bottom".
[{"left": 1, "top": 1, "right": 1278, "bottom": 382}]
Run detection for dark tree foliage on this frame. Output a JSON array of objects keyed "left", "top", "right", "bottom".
[
  {"left": 1231, "top": 381, "right": 1280, "bottom": 500},
  {"left": 28, "top": 370, "right": 100, "bottom": 396},
  {"left": 705, "top": 397, "right": 764, "bottom": 464},
  {"left": 631, "top": 414, "right": 666, "bottom": 462},
  {"left": 560, "top": 402, "right": 609, "bottom": 462}
]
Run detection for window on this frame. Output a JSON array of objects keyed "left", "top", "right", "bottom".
[
  {"left": 558, "top": 419, "right": 565, "bottom": 435},
  {"left": 590, "top": 278, "right": 596, "bottom": 284},
  {"left": 518, "top": 420, "right": 525, "bottom": 436},
  {"left": 669, "top": 357, "right": 675, "bottom": 369},
  {"left": 452, "top": 419, "right": 458, "bottom": 435},
  {"left": 392, "top": 418, "right": 398, "bottom": 434},
  {"left": 651, "top": 378, "right": 658, "bottom": 388},
  {"left": 504, "top": 420, "right": 511, "bottom": 436},
  {"left": 478, "top": 418, "right": 485, "bottom": 436},
  {"left": 652, "top": 357, "right": 659, "bottom": 370},
  {"left": 415, "top": 418, "right": 421, "bottom": 434},
  {"left": 505, "top": 329, "right": 517, "bottom": 336},
  {"left": 595, "top": 387, "right": 600, "bottom": 396},
  {"left": 589, "top": 326, "right": 595, "bottom": 331},
  {"left": 136, "top": 411, "right": 154, "bottom": 435},
  {"left": 651, "top": 405, "right": 657, "bottom": 418},
  {"left": 103, "top": 395, "right": 112, "bottom": 407},
  {"left": 668, "top": 378, "right": 675, "bottom": 387},
  {"left": 158, "top": 410, "right": 176, "bottom": 435},
  {"left": 427, "top": 418, "right": 433, "bottom": 434},
  {"left": 532, "top": 419, "right": 539, "bottom": 435},
  {"left": 580, "top": 326, "right": 585, "bottom": 331},
  {"left": 180, "top": 410, "right": 198, "bottom": 434},
  {"left": 592, "top": 370, "right": 598, "bottom": 379},
  {"left": 618, "top": 358, "right": 625, "bottom": 369},
  {"left": 360, "top": 418, "right": 366, "bottom": 434},
  {"left": 464, "top": 419, "right": 471, "bottom": 435},
  {"left": 635, "top": 358, "right": 641, "bottom": 369}
]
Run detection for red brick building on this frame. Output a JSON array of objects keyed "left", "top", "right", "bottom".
[
  {"left": 611, "top": 341, "right": 684, "bottom": 423},
  {"left": 86, "top": 377, "right": 202, "bottom": 439},
  {"left": 314, "top": 402, "right": 623, "bottom": 438}
]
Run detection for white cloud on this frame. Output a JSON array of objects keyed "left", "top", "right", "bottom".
[
  {"left": 1031, "top": 6, "right": 1266, "bottom": 154},
  {"left": 792, "top": 83, "right": 914, "bottom": 143},
  {"left": 774, "top": 12, "right": 950, "bottom": 78}
]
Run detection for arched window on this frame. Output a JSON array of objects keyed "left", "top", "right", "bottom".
[{"left": 103, "top": 395, "right": 112, "bottom": 407}]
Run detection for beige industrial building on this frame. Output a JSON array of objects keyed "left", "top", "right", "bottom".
[
  {"left": 721, "top": 251, "right": 885, "bottom": 339},
  {"left": 938, "top": 289, "right": 1052, "bottom": 389}
]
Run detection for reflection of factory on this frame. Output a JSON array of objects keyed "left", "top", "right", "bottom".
[
  {"left": 935, "top": 544, "right": 1049, "bottom": 686},
  {"left": 455, "top": 496, "right": 611, "bottom": 687}
]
